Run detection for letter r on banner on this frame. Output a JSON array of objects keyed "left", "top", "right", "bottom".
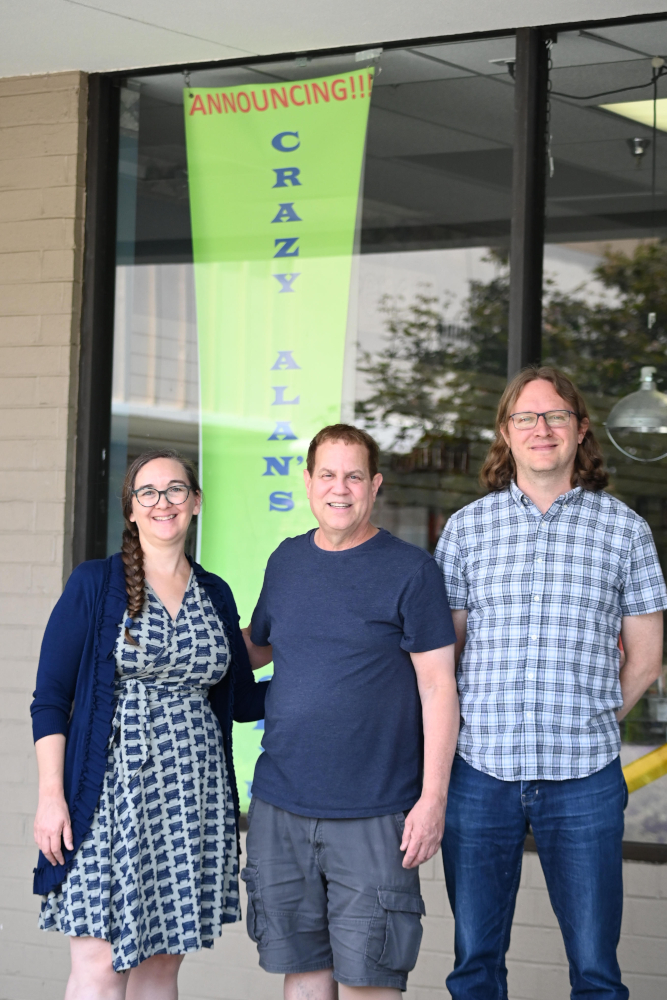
[{"left": 273, "top": 167, "right": 301, "bottom": 187}]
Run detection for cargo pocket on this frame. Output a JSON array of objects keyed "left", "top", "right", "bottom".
[
  {"left": 240, "top": 863, "right": 268, "bottom": 945},
  {"left": 365, "top": 887, "right": 426, "bottom": 974}
]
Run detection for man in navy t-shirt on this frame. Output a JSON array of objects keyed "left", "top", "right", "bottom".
[{"left": 241, "top": 424, "right": 458, "bottom": 1000}]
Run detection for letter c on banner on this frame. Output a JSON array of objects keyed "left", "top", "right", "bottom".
[
  {"left": 289, "top": 85, "right": 305, "bottom": 107},
  {"left": 271, "top": 131, "right": 300, "bottom": 152}
]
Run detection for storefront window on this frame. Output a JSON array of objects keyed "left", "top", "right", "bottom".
[
  {"left": 105, "top": 36, "right": 516, "bottom": 808},
  {"left": 356, "top": 38, "right": 515, "bottom": 548},
  {"left": 544, "top": 21, "right": 667, "bottom": 843}
]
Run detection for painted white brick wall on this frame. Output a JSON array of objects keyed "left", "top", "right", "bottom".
[{"left": 0, "top": 69, "right": 87, "bottom": 1000}]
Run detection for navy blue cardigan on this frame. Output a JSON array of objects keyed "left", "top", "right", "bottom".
[{"left": 31, "top": 552, "right": 267, "bottom": 896}]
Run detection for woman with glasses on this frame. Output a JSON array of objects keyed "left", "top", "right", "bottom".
[{"left": 31, "top": 449, "right": 267, "bottom": 999}]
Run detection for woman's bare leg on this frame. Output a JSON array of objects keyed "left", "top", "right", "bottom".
[
  {"left": 125, "top": 954, "right": 184, "bottom": 1000},
  {"left": 65, "top": 938, "right": 127, "bottom": 1000}
]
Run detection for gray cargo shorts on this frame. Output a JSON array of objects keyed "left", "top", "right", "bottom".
[{"left": 241, "top": 797, "right": 425, "bottom": 991}]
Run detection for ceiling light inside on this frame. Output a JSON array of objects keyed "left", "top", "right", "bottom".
[{"left": 600, "top": 97, "right": 667, "bottom": 131}]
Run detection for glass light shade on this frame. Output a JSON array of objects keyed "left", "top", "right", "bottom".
[{"left": 605, "top": 367, "right": 667, "bottom": 462}]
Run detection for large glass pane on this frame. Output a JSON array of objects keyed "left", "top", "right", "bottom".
[
  {"left": 544, "top": 22, "right": 667, "bottom": 843},
  {"left": 356, "top": 36, "right": 515, "bottom": 548}
]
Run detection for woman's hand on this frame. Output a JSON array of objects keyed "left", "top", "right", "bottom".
[
  {"left": 34, "top": 793, "right": 73, "bottom": 866},
  {"left": 241, "top": 625, "right": 273, "bottom": 670},
  {"left": 34, "top": 733, "right": 72, "bottom": 866}
]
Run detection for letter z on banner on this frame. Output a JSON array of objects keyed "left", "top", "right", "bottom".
[{"left": 184, "top": 72, "right": 373, "bottom": 808}]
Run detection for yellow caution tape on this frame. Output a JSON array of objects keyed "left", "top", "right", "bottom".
[{"left": 622, "top": 743, "right": 667, "bottom": 794}]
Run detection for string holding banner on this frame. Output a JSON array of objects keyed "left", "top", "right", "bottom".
[{"left": 184, "top": 72, "right": 372, "bottom": 808}]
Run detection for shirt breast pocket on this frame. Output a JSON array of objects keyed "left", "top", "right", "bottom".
[{"left": 573, "top": 550, "right": 622, "bottom": 606}]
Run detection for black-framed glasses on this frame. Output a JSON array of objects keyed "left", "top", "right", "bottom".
[
  {"left": 132, "top": 485, "right": 192, "bottom": 507},
  {"left": 509, "top": 410, "right": 579, "bottom": 430}
]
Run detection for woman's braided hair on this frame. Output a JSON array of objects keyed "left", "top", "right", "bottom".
[{"left": 120, "top": 449, "right": 201, "bottom": 645}]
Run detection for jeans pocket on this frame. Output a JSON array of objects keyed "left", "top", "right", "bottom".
[
  {"left": 365, "top": 887, "right": 425, "bottom": 974},
  {"left": 240, "top": 862, "right": 268, "bottom": 945}
]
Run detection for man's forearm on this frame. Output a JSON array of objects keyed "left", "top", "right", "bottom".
[
  {"left": 616, "top": 611, "right": 664, "bottom": 721},
  {"left": 421, "top": 676, "right": 460, "bottom": 801},
  {"left": 617, "top": 658, "right": 663, "bottom": 720}
]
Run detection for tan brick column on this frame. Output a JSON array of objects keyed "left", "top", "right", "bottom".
[{"left": 0, "top": 71, "right": 87, "bottom": 998}]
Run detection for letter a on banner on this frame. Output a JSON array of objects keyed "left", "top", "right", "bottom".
[{"left": 184, "top": 71, "right": 373, "bottom": 808}]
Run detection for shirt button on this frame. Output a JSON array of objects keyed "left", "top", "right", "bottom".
[
  {"left": 527, "top": 672, "right": 535, "bottom": 680},
  {"left": 530, "top": 635, "right": 538, "bottom": 640},
  {"left": 533, "top": 595, "right": 540, "bottom": 602},
  {"left": 536, "top": 557, "right": 543, "bottom": 563},
  {"left": 526, "top": 711, "right": 534, "bottom": 719}
]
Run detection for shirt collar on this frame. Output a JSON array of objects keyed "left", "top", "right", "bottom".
[{"left": 509, "top": 480, "right": 582, "bottom": 512}]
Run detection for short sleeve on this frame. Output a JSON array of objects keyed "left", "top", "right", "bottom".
[
  {"left": 250, "top": 568, "right": 272, "bottom": 646},
  {"left": 399, "top": 558, "right": 456, "bottom": 653},
  {"left": 620, "top": 519, "right": 667, "bottom": 616},
  {"left": 434, "top": 518, "right": 468, "bottom": 610}
]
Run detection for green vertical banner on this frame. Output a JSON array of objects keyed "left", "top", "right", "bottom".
[{"left": 184, "top": 72, "right": 372, "bottom": 809}]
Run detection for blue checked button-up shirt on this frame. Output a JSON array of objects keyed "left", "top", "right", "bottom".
[{"left": 434, "top": 482, "right": 667, "bottom": 781}]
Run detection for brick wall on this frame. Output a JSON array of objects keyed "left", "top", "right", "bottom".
[{"left": 0, "top": 70, "right": 87, "bottom": 999}]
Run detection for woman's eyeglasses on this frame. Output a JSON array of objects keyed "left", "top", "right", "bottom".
[{"left": 132, "top": 485, "right": 191, "bottom": 507}]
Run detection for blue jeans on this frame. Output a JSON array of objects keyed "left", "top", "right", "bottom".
[{"left": 442, "top": 755, "right": 629, "bottom": 1000}]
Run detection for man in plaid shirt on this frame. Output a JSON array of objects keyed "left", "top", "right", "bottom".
[{"left": 435, "top": 366, "right": 667, "bottom": 1000}]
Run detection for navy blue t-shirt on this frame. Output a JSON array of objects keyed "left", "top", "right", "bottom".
[{"left": 250, "top": 527, "right": 456, "bottom": 818}]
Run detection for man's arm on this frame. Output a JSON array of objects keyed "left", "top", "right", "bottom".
[
  {"left": 401, "top": 643, "right": 459, "bottom": 869},
  {"left": 241, "top": 626, "right": 273, "bottom": 671},
  {"left": 616, "top": 611, "right": 663, "bottom": 721},
  {"left": 450, "top": 609, "right": 468, "bottom": 666}
]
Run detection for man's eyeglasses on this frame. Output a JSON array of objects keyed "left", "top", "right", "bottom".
[
  {"left": 132, "top": 485, "right": 192, "bottom": 507},
  {"left": 509, "top": 410, "right": 579, "bottom": 430}
]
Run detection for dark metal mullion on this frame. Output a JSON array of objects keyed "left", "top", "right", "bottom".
[
  {"left": 72, "top": 75, "right": 120, "bottom": 567},
  {"left": 507, "top": 27, "right": 549, "bottom": 378}
]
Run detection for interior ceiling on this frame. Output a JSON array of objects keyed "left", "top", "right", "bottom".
[
  {"left": 2, "top": 0, "right": 667, "bottom": 78},
  {"left": 127, "top": 23, "right": 667, "bottom": 263}
]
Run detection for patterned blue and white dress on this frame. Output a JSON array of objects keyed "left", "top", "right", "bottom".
[{"left": 40, "top": 572, "right": 240, "bottom": 971}]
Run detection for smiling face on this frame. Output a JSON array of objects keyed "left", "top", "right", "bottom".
[
  {"left": 128, "top": 457, "right": 201, "bottom": 549},
  {"left": 304, "top": 439, "right": 383, "bottom": 542},
  {"left": 501, "top": 378, "right": 589, "bottom": 484}
]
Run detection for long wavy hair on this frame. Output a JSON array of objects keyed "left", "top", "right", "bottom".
[
  {"left": 480, "top": 366, "right": 609, "bottom": 493},
  {"left": 120, "top": 449, "right": 201, "bottom": 645}
]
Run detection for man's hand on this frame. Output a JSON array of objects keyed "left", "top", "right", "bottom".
[{"left": 400, "top": 793, "right": 446, "bottom": 869}]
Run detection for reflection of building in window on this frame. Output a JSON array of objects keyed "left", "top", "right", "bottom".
[
  {"left": 108, "top": 263, "right": 200, "bottom": 553},
  {"left": 111, "top": 263, "right": 199, "bottom": 459}
]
